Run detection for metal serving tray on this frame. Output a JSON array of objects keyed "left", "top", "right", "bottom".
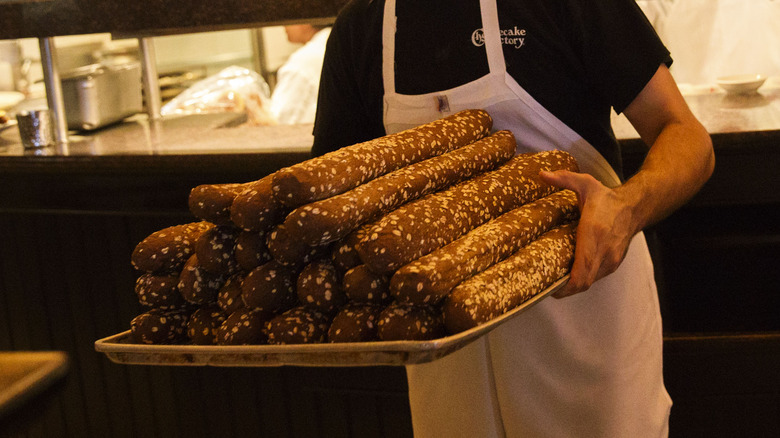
[{"left": 95, "top": 276, "right": 567, "bottom": 367}]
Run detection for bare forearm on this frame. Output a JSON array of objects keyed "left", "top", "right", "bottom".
[{"left": 616, "top": 117, "right": 714, "bottom": 236}]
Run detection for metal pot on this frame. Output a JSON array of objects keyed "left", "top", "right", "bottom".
[{"left": 60, "top": 62, "right": 143, "bottom": 131}]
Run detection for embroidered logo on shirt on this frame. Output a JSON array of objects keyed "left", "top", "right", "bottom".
[{"left": 471, "top": 26, "right": 527, "bottom": 49}]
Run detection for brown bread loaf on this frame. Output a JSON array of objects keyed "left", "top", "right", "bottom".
[
  {"left": 189, "top": 183, "right": 249, "bottom": 226},
  {"left": 177, "top": 254, "right": 226, "bottom": 305},
  {"left": 266, "top": 224, "right": 331, "bottom": 268},
  {"left": 194, "top": 225, "right": 240, "bottom": 275},
  {"left": 443, "top": 222, "right": 577, "bottom": 334},
  {"left": 328, "top": 303, "right": 384, "bottom": 343},
  {"left": 356, "top": 150, "right": 579, "bottom": 274},
  {"left": 234, "top": 230, "right": 272, "bottom": 272},
  {"left": 217, "top": 273, "right": 245, "bottom": 314},
  {"left": 216, "top": 308, "right": 273, "bottom": 345},
  {"left": 131, "top": 308, "right": 191, "bottom": 344},
  {"left": 230, "top": 175, "right": 290, "bottom": 233},
  {"left": 284, "top": 130, "right": 516, "bottom": 246},
  {"left": 187, "top": 304, "right": 227, "bottom": 345},
  {"left": 296, "top": 259, "right": 347, "bottom": 314},
  {"left": 263, "top": 306, "right": 331, "bottom": 344},
  {"left": 134, "top": 273, "right": 184, "bottom": 309},
  {"left": 391, "top": 190, "right": 579, "bottom": 305},
  {"left": 271, "top": 109, "right": 493, "bottom": 207},
  {"left": 240, "top": 260, "right": 299, "bottom": 313},
  {"left": 377, "top": 302, "right": 446, "bottom": 341},
  {"left": 342, "top": 265, "right": 392, "bottom": 306},
  {"left": 330, "top": 227, "right": 368, "bottom": 272},
  {"left": 131, "top": 221, "right": 214, "bottom": 273}
]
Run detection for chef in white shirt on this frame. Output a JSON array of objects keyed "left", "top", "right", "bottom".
[{"left": 270, "top": 24, "right": 332, "bottom": 124}]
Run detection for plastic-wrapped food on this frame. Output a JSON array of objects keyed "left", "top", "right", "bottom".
[{"left": 161, "top": 65, "right": 276, "bottom": 126}]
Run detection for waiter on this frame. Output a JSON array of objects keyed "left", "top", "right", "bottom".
[{"left": 313, "top": 0, "right": 714, "bottom": 436}]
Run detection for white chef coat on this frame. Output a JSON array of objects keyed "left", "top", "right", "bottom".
[
  {"left": 382, "top": 0, "right": 672, "bottom": 436},
  {"left": 270, "top": 28, "right": 331, "bottom": 124}
]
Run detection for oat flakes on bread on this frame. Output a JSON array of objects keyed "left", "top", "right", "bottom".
[
  {"left": 328, "top": 303, "right": 384, "bottom": 343},
  {"left": 283, "top": 130, "right": 516, "bottom": 246},
  {"left": 443, "top": 222, "right": 577, "bottom": 334},
  {"left": 271, "top": 109, "right": 493, "bottom": 207},
  {"left": 188, "top": 183, "right": 249, "bottom": 226},
  {"left": 356, "top": 150, "right": 579, "bottom": 274},
  {"left": 131, "top": 221, "right": 214, "bottom": 274},
  {"left": 392, "top": 189, "right": 579, "bottom": 305},
  {"left": 263, "top": 306, "right": 331, "bottom": 345}
]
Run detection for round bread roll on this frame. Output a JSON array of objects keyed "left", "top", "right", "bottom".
[
  {"left": 230, "top": 175, "right": 290, "bottom": 233},
  {"left": 264, "top": 306, "right": 331, "bottom": 345},
  {"left": 377, "top": 302, "right": 445, "bottom": 341},
  {"left": 328, "top": 303, "right": 383, "bottom": 343},
  {"left": 342, "top": 265, "right": 392, "bottom": 306},
  {"left": 187, "top": 304, "right": 227, "bottom": 345},
  {"left": 130, "top": 308, "right": 191, "bottom": 344},
  {"left": 177, "top": 254, "right": 226, "bottom": 305},
  {"left": 194, "top": 225, "right": 240, "bottom": 275},
  {"left": 188, "top": 183, "right": 248, "bottom": 226},
  {"left": 235, "top": 230, "right": 272, "bottom": 272},
  {"left": 241, "top": 260, "right": 298, "bottom": 313},
  {"left": 216, "top": 308, "right": 273, "bottom": 345},
  {"left": 296, "top": 259, "right": 346, "bottom": 314},
  {"left": 330, "top": 238, "right": 362, "bottom": 273},
  {"left": 134, "top": 273, "right": 184, "bottom": 309},
  {"left": 217, "top": 273, "right": 246, "bottom": 314},
  {"left": 267, "top": 223, "right": 331, "bottom": 268},
  {"left": 131, "top": 221, "right": 214, "bottom": 274}
]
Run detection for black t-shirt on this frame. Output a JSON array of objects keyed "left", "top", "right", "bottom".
[{"left": 312, "top": 0, "right": 671, "bottom": 176}]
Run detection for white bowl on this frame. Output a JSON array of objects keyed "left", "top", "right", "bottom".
[
  {"left": 0, "top": 91, "right": 24, "bottom": 110},
  {"left": 716, "top": 74, "right": 767, "bottom": 94}
]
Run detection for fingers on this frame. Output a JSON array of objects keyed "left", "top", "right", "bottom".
[
  {"left": 553, "top": 214, "right": 630, "bottom": 299},
  {"left": 539, "top": 169, "right": 595, "bottom": 193},
  {"left": 540, "top": 169, "right": 632, "bottom": 299},
  {"left": 553, "top": 221, "right": 596, "bottom": 298},
  {"left": 539, "top": 169, "right": 577, "bottom": 190}
]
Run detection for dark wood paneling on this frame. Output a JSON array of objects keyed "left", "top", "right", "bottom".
[
  {"left": 0, "top": 211, "right": 413, "bottom": 438},
  {"left": 665, "top": 334, "right": 780, "bottom": 437}
]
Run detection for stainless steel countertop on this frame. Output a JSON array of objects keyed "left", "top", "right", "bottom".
[
  {"left": 2, "top": 77, "right": 780, "bottom": 160},
  {"left": 612, "top": 77, "right": 780, "bottom": 140},
  {"left": 0, "top": 113, "right": 314, "bottom": 157}
]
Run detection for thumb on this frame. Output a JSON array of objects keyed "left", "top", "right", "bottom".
[{"left": 539, "top": 169, "right": 581, "bottom": 191}]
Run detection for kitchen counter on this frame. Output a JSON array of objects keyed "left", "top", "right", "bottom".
[
  {"left": 0, "top": 112, "right": 311, "bottom": 168},
  {"left": 613, "top": 78, "right": 780, "bottom": 140},
  {"left": 2, "top": 79, "right": 779, "bottom": 159}
]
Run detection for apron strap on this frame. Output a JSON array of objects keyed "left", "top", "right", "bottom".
[
  {"left": 382, "top": 0, "right": 398, "bottom": 96},
  {"left": 480, "top": 0, "right": 507, "bottom": 75}
]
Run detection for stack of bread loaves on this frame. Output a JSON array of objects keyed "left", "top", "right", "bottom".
[{"left": 127, "top": 109, "right": 580, "bottom": 345}]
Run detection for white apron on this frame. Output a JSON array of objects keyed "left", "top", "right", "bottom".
[{"left": 382, "top": 0, "right": 672, "bottom": 436}]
